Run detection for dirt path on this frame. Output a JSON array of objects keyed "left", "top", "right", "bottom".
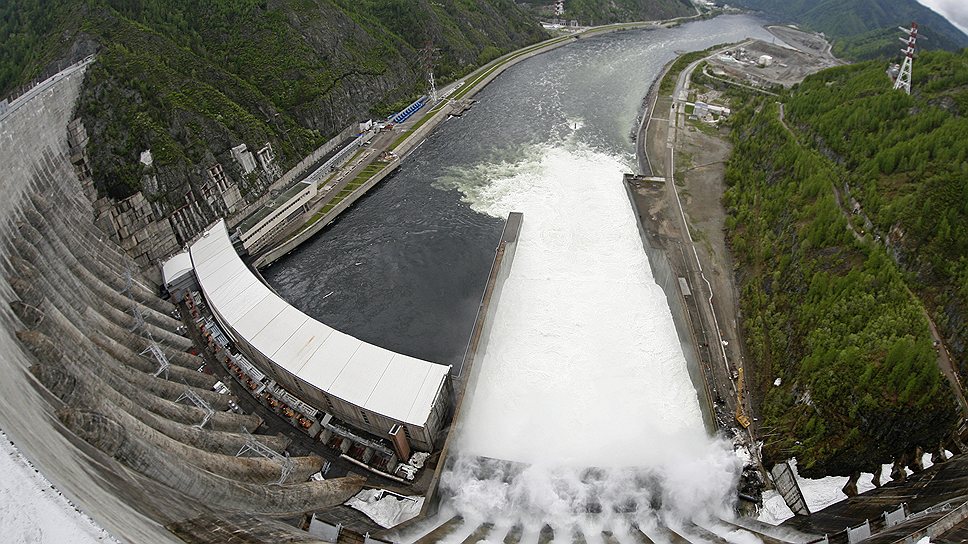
[{"left": 663, "top": 45, "right": 754, "bottom": 434}]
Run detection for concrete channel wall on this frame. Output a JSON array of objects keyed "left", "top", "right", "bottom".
[
  {"left": 622, "top": 176, "right": 716, "bottom": 432},
  {"left": 386, "top": 213, "right": 523, "bottom": 534}
]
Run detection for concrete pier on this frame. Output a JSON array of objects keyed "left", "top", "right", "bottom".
[
  {"left": 389, "top": 212, "right": 523, "bottom": 534},
  {"left": 623, "top": 174, "right": 717, "bottom": 432}
]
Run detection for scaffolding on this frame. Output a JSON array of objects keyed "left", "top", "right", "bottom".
[
  {"left": 176, "top": 389, "right": 215, "bottom": 429},
  {"left": 141, "top": 338, "right": 171, "bottom": 379},
  {"left": 237, "top": 427, "right": 294, "bottom": 485}
]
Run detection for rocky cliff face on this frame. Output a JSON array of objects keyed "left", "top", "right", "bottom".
[{"left": 2, "top": 0, "right": 547, "bottom": 265}]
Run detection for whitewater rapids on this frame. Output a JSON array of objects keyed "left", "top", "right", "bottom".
[{"left": 434, "top": 137, "right": 742, "bottom": 527}]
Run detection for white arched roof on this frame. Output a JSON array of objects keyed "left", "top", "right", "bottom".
[{"left": 190, "top": 220, "right": 449, "bottom": 426}]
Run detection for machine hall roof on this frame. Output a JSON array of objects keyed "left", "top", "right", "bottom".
[{"left": 189, "top": 220, "right": 450, "bottom": 427}]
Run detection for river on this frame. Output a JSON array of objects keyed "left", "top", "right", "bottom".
[
  {"left": 265, "top": 15, "right": 777, "bottom": 530},
  {"left": 263, "top": 15, "right": 777, "bottom": 369}
]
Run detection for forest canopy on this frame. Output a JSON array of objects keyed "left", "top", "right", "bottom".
[{"left": 724, "top": 49, "right": 968, "bottom": 476}]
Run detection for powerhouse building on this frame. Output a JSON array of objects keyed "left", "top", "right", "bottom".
[{"left": 189, "top": 220, "right": 451, "bottom": 452}]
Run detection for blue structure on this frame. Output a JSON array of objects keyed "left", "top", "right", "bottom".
[{"left": 390, "top": 96, "right": 427, "bottom": 124}]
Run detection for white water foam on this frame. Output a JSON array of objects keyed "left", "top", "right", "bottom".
[{"left": 433, "top": 137, "right": 743, "bottom": 528}]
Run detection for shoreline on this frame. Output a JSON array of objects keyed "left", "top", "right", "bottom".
[
  {"left": 252, "top": 34, "right": 578, "bottom": 268},
  {"left": 254, "top": 10, "right": 727, "bottom": 268}
]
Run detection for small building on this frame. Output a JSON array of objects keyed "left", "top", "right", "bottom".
[
  {"left": 256, "top": 142, "right": 275, "bottom": 169},
  {"left": 758, "top": 54, "right": 774, "bottom": 67},
  {"left": 237, "top": 179, "right": 318, "bottom": 252},
  {"left": 694, "top": 101, "right": 709, "bottom": 118},
  {"left": 231, "top": 143, "right": 258, "bottom": 175},
  {"left": 161, "top": 251, "right": 198, "bottom": 301}
]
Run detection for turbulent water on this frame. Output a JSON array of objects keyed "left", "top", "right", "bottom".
[{"left": 266, "top": 15, "right": 779, "bottom": 529}]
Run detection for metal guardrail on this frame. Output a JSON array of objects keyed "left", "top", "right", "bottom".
[{"left": 0, "top": 55, "right": 95, "bottom": 123}]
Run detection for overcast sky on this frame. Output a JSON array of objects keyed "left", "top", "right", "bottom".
[{"left": 916, "top": 0, "right": 968, "bottom": 35}]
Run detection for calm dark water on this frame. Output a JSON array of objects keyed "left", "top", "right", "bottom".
[{"left": 262, "top": 16, "right": 777, "bottom": 366}]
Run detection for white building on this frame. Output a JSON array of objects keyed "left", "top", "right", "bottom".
[
  {"left": 189, "top": 221, "right": 451, "bottom": 452},
  {"left": 231, "top": 143, "right": 258, "bottom": 175}
]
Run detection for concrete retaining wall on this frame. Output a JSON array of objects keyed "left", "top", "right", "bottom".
[
  {"left": 390, "top": 213, "right": 523, "bottom": 530},
  {"left": 623, "top": 177, "right": 716, "bottom": 432},
  {"left": 254, "top": 159, "right": 401, "bottom": 268}
]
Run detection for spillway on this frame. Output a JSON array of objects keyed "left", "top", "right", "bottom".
[{"left": 453, "top": 142, "right": 706, "bottom": 467}]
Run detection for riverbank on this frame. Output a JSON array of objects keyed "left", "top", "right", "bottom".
[
  {"left": 631, "top": 44, "right": 749, "bottom": 436},
  {"left": 254, "top": 10, "right": 731, "bottom": 269},
  {"left": 252, "top": 34, "right": 577, "bottom": 268}
]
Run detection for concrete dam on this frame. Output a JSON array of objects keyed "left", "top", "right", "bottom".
[
  {"left": 0, "top": 62, "right": 365, "bottom": 542},
  {"left": 5, "top": 17, "right": 968, "bottom": 544}
]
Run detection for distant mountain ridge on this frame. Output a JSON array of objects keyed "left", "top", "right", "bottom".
[{"left": 726, "top": 0, "right": 968, "bottom": 59}]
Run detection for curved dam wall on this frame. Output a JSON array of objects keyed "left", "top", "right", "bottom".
[
  {"left": 0, "top": 66, "right": 180, "bottom": 543},
  {"left": 0, "top": 65, "right": 364, "bottom": 542},
  {"left": 191, "top": 220, "right": 451, "bottom": 452}
]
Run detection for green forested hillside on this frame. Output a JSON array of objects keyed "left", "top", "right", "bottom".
[
  {"left": 1, "top": 0, "right": 545, "bottom": 202},
  {"left": 724, "top": 50, "right": 968, "bottom": 476},
  {"left": 520, "top": 0, "right": 694, "bottom": 24},
  {"left": 727, "top": 0, "right": 968, "bottom": 60}
]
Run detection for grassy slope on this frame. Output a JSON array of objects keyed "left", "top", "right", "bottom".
[{"left": 1, "top": 0, "right": 547, "bottom": 202}]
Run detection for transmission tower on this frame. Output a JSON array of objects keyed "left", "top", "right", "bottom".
[
  {"left": 120, "top": 266, "right": 135, "bottom": 296},
  {"left": 893, "top": 22, "right": 919, "bottom": 95},
  {"left": 129, "top": 303, "right": 146, "bottom": 331},
  {"left": 176, "top": 389, "right": 215, "bottom": 429},
  {"left": 141, "top": 335, "right": 171, "bottom": 379}
]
